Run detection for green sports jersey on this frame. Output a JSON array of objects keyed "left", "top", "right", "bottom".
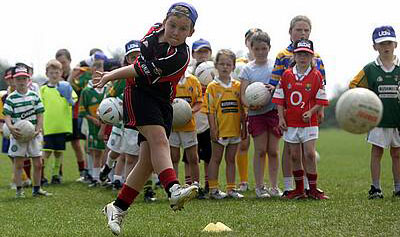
[
  {"left": 107, "top": 79, "right": 126, "bottom": 99},
  {"left": 350, "top": 58, "right": 400, "bottom": 127},
  {"left": 71, "top": 70, "right": 91, "bottom": 96},
  {"left": 3, "top": 90, "right": 44, "bottom": 125},
  {"left": 40, "top": 85, "right": 73, "bottom": 135},
  {"left": 79, "top": 84, "right": 106, "bottom": 149}
]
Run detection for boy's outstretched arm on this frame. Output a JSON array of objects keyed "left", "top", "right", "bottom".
[{"left": 93, "top": 65, "right": 138, "bottom": 88}]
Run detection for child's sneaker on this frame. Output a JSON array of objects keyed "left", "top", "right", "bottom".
[
  {"left": 368, "top": 185, "right": 383, "bottom": 199},
  {"left": 169, "top": 184, "right": 198, "bottom": 211},
  {"left": 16, "top": 189, "right": 25, "bottom": 198},
  {"left": 88, "top": 180, "right": 100, "bottom": 188},
  {"left": 112, "top": 180, "right": 123, "bottom": 191},
  {"left": 227, "top": 189, "right": 244, "bottom": 199},
  {"left": 51, "top": 175, "right": 61, "bottom": 185},
  {"left": 282, "top": 189, "right": 307, "bottom": 199},
  {"left": 103, "top": 202, "right": 127, "bottom": 236},
  {"left": 268, "top": 187, "right": 283, "bottom": 197},
  {"left": 41, "top": 177, "right": 49, "bottom": 186},
  {"left": 144, "top": 187, "right": 157, "bottom": 202},
  {"left": 22, "top": 179, "right": 32, "bottom": 187},
  {"left": 32, "top": 188, "right": 52, "bottom": 197},
  {"left": 99, "top": 164, "right": 112, "bottom": 183},
  {"left": 10, "top": 183, "right": 17, "bottom": 190},
  {"left": 308, "top": 188, "right": 329, "bottom": 200},
  {"left": 255, "top": 186, "right": 271, "bottom": 199},
  {"left": 238, "top": 182, "right": 249, "bottom": 192},
  {"left": 209, "top": 189, "right": 228, "bottom": 200},
  {"left": 393, "top": 190, "right": 400, "bottom": 197}
]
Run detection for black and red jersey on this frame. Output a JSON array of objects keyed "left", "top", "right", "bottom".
[{"left": 131, "top": 23, "right": 190, "bottom": 103}]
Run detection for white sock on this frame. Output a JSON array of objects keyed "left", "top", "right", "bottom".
[
  {"left": 106, "top": 151, "right": 115, "bottom": 167},
  {"left": 113, "top": 175, "right": 123, "bottom": 182},
  {"left": 92, "top": 168, "right": 100, "bottom": 181},
  {"left": 283, "top": 177, "right": 293, "bottom": 191},
  {"left": 304, "top": 176, "right": 310, "bottom": 190},
  {"left": 394, "top": 182, "right": 400, "bottom": 192}
]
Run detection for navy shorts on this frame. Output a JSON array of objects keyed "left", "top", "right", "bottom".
[
  {"left": 124, "top": 86, "right": 173, "bottom": 145},
  {"left": 2, "top": 137, "right": 10, "bottom": 154},
  {"left": 43, "top": 133, "right": 67, "bottom": 151},
  {"left": 66, "top": 118, "right": 86, "bottom": 142}
]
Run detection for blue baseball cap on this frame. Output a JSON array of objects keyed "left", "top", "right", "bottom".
[
  {"left": 167, "top": 2, "right": 198, "bottom": 25},
  {"left": 372, "top": 26, "right": 396, "bottom": 44},
  {"left": 125, "top": 40, "right": 141, "bottom": 56},
  {"left": 192, "top": 38, "right": 211, "bottom": 52}
]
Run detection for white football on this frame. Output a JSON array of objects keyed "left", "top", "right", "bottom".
[
  {"left": 172, "top": 98, "right": 192, "bottom": 127},
  {"left": 245, "top": 82, "right": 271, "bottom": 107},
  {"left": 14, "top": 120, "right": 35, "bottom": 142},
  {"left": 98, "top": 97, "right": 123, "bottom": 125},
  {"left": 335, "top": 88, "right": 383, "bottom": 134},
  {"left": 2, "top": 123, "right": 10, "bottom": 139},
  {"left": 194, "top": 61, "right": 215, "bottom": 86}
]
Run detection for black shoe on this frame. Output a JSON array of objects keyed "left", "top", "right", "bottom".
[
  {"left": 41, "top": 178, "right": 49, "bottom": 187},
  {"left": 99, "top": 164, "right": 112, "bottom": 182},
  {"left": 112, "top": 180, "right": 123, "bottom": 190},
  {"left": 197, "top": 187, "right": 207, "bottom": 199},
  {"left": 368, "top": 185, "right": 384, "bottom": 199},
  {"left": 281, "top": 190, "right": 290, "bottom": 198},
  {"left": 144, "top": 187, "right": 157, "bottom": 202},
  {"left": 88, "top": 180, "right": 100, "bottom": 188},
  {"left": 393, "top": 190, "right": 400, "bottom": 197},
  {"left": 51, "top": 175, "right": 61, "bottom": 185}
]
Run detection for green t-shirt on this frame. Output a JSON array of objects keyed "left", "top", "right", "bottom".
[
  {"left": 3, "top": 90, "right": 44, "bottom": 125},
  {"left": 39, "top": 85, "right": 73, "bottom": 135},
  {"left": 359, "top": 62, "right": 400, "bottom": 127}
]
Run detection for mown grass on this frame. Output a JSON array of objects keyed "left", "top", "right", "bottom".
[{"left": 0, "top": 129, "right": 399, "bottom": 236}]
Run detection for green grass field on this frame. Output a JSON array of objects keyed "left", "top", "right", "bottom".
[{"left": 0, "top": 129, "right": 399, "bottom": 236}]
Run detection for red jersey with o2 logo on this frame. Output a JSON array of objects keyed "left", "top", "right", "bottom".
[{"left": 272, "top": 66, "right": 328, "bottom": 127}]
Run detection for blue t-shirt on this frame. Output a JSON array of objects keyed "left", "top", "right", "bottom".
[{"left": 239, "top": 59, "right": 275, "bottom": 116}]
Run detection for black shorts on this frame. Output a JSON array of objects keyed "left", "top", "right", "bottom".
[
  {"left": 124, "top": 86, "right": 173, "bottom": 145},
  {"left": 43, "top": 133, "right": 67, "bottom": 151},
  {"left": 66, "top": 118, "right": 86, "bottom": 141},
  {"left": 182, "top": 128, "right": 211, "bottom": 164}
]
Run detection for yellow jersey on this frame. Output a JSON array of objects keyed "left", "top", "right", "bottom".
[
  {"left": 205, "top": 78, "right": 242, "bottom": 138},
  {"left": 174, "top": 74, "right": 203, "bottom": 132}
]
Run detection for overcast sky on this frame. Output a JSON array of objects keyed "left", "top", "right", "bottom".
[{"left": 1, "top": 0, "right": 400, "bottom": 97}]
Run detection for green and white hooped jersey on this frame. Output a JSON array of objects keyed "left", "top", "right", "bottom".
[{"left": 3, "top": 90, "right": 44, "bottom": 125}]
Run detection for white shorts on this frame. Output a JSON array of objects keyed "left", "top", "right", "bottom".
[
  {"left": 216, "top": 136, "right": 241, "bottom": 147},
  {"left": 9, "top": 134, "right": 43, "bottom": 158},
  {"left": 367, "top": 127, "right": 400, "bottom": 148},
  {"left": 121, "top": 128, "right": 139, "bottom": 156},
  {"left": 169, "top": 131, "right": 198, "bottom": 149},
  {"left": 107, "top": 129, "right": 123, "bottom": 154},
  {"left": 283, "top": 126, "right": 319, "bottom": 144}
]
